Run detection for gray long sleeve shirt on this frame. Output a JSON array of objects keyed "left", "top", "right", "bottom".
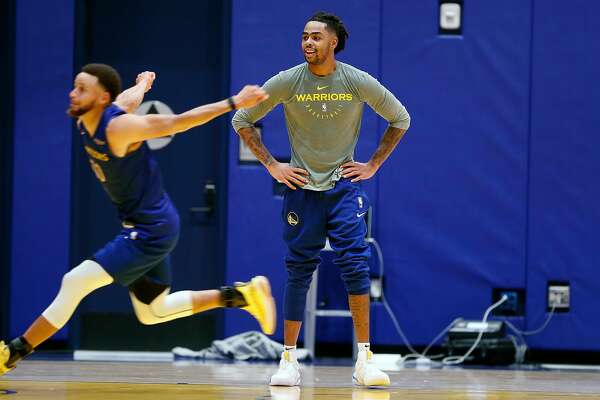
[{"left": 232, "top": 61, "right": 410, "bottom": 191}]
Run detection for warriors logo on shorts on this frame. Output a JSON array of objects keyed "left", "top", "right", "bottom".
[{"left": 287, "top": 212, "right": 299, "bottom": 226}]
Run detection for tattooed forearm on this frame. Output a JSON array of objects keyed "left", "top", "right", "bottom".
[
  {"left": 369, "top": 126, "right": 406, "bottom": 168},
  {"left": 237, "top": 127, "right": 276, "bottom": 167}
]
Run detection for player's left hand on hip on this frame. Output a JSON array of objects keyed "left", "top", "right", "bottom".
[{"left": 341, "top": 161, "right": 378, "bottom": 182}]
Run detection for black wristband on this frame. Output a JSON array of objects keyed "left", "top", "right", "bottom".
[{"left": 227, "top": 96, "right": 237, "bottom": 111}]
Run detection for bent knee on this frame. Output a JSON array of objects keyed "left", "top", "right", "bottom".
[{"left": 61, "top": 260, "right": 113, "bottom": 295}]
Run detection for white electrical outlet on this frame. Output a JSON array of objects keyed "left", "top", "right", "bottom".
[{"left": 548, "top": 285, "right": 570, "bottom": 309}]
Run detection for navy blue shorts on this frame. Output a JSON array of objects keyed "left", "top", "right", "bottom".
[{"left": 92, "top": 206, "right": 180, "bottom": 287}]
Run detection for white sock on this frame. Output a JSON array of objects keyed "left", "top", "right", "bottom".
[
  {"left": 283, "top": 345, "right": 297, "bottom": 361},
  {"left": 284, "top": 345, "right": 297, "bottom": 352},
  {"left": 357, "top": 342, "right": 370, "bottom": 352}
]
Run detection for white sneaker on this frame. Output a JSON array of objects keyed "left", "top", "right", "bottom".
[
  {"left": 270, "top": 350, "right": 301, "bottom": 386},
  {"left": 353, "top": 350, "right": 390, "bottom": 387}
]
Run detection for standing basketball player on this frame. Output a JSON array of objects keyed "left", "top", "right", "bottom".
[
  {"left": 1, "top": 64, "right": 274, "bottom": 375},
  {"left": 232, "top": 12, "right": 410, "bottom": 386}
]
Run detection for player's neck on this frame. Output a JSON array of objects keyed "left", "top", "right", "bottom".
[
  {"left": 308, "top": 57, "right": 337, "bottom": 77},
  {"left": 79, "top": 106, "right": 105, "bottom": 137}
]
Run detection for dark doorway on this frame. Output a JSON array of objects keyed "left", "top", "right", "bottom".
[
  {"left": 0, "top": 0, "right": 15, "bottom": 340},
  {"left": 70, "top": 0, "right": 231, "bottom": 351}
]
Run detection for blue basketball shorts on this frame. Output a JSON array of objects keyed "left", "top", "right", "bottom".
[{"left": 92, "top": 203, "right": 180, "bottom": 287}]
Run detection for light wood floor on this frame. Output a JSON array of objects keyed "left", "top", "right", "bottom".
[{"left": 2, "top": 360, "right": 600, "bottom": 399}]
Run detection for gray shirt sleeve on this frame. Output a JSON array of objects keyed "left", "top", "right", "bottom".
[
  {"left": 357, "top": 73, "right": 411, "bottom": 130},
  {"left": 231, "top": 73, "right": 288, "bottom": 132}
]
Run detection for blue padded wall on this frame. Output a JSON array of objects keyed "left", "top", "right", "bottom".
[
  {"left": 10, "top": 0, "right": 74, "bottom": 339},
  {"left": 226, "top": 0, "right": 383, "bottom": 341},
  {"left": 373, "top": 0, "right": 532, "bottom": 345},
  {"left": 525, "top": 0, "right": 600, "bottom": 350}
]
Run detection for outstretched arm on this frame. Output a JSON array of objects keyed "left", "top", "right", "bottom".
[
  {"left": 106, "top": 85, "right": 268, "bottom": 156},
  {"left": 114, "top": 71, "right": 155, "bottom": 113}
]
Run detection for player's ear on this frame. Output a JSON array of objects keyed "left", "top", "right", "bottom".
[
  {"left": 331, "top": 36, "right": 338, "bottom": 52},
  {"left": 99, "top": 90, "right": 111, "bottom": 106}
]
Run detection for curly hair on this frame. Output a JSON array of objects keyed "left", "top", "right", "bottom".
[
  {"left": 307, "top": 11, "right": 349, "bottom": 54},
  {"left": 81, "top": 63, "right": 122, "bottom": 102}
]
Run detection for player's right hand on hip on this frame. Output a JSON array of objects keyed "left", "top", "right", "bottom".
[
  {"left": 267, "top": 161, "right": 309, "bottom": 190},
  {"left": 233, "top": 85, "right": 269, "bottom": 109}
]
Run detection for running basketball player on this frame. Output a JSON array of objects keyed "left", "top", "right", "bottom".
[
  {"left": 1, "top": 64, "right": 274, "bottom": 375},
  {"left": 232, "top": 12, "right": 410, "bottom": 387}
]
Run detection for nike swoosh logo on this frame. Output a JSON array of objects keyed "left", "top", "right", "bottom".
[
  {"left": 357, "top": 212, "right": 367, "bottom": 218},
  {"left": 317, "top": 85, "right": 329, "bottom": 90}
]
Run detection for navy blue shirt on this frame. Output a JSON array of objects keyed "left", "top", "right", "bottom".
[{"left": 78, "top": 104, "right": 172, "bottom": 225}]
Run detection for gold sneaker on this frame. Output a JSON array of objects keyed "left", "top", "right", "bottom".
[
  {"left": 235, "top": 276, "right": 276, "bottom": 335},
  {"left": 0, "top": 341, "right": 13, "bottom": 376}
]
